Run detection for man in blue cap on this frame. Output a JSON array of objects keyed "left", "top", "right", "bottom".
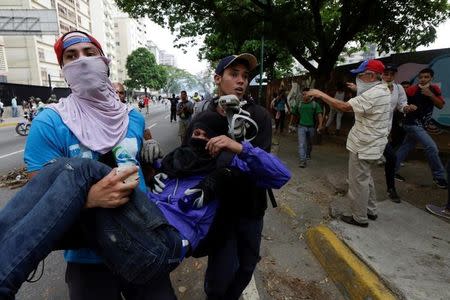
[{"left": 305, "top": 59, "right": 391, "bottom": 227}]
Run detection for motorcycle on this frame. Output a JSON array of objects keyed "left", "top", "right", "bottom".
[{"left": 15, "top": 111, "right": 34, "bottom": 136}]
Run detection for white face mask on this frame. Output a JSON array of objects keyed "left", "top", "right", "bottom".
[
  {"left": 63, "top": 56, "right": 110, "bottom": 99},
  {"left": 356, "top": 77, "right": 380, "bottom": 95}
]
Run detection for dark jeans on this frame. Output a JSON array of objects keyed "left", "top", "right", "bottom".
[
  {"left": 66, "top": 263, "right": 176, "bottom": 300},
  {"left": 275, "top": 110, "right": 286, "bottom": 132},
  {"left": 384, "top": 142, "right": 396, "bottom": 190},
  {"left": 204, "top": 217, "right": 263, "bottom": 300},
  {"left": 0, "top": 158, "right": 182, "bottom": 299},
  {"left": 170, "top": 109, "right": 177, "bottom": 122}
]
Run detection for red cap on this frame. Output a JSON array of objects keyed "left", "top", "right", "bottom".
[
  {"left": 350, "top": 59, "right": 385, "bottom": 74},
  {"left": 54, "top": 30, "right": 104, "bottom": 66}
]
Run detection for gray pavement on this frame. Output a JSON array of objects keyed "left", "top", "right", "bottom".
[{"left": 330, "top": 200, "right": 450, "bottom": 300}]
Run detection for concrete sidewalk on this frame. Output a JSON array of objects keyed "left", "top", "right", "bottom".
[
  {"left": 273, "top": 131, "right": 449, "bottom": 300},
  {"left": 0, "top": 117, "right": 22, "bottom": 128}
]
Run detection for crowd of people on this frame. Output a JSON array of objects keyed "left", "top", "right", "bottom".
[
  {"left": 0, "top": 30, "right": 289, "bottom": 300},
  {"left": 274, "top": 59, "right": 447, "bottom": 226},
  {"left": 0, "top": 27, "right": 448, "bottom": 300}
]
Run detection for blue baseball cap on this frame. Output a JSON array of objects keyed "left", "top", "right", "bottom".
[{"left": 215, "top": 53, "right": 258, "bottom": 75}]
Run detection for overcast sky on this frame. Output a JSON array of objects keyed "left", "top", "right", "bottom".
[{"left": 150, "top": 18, "right": 450, "bottom": 75}]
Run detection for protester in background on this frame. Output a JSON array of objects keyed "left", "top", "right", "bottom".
[
  {"left": 305, "top": 59, "right": 391, "bottom": 227},
  {"left": 176, "top": 90, "right": 194, "bottom": 143},
  {"left": 291, "top": 87, "right": 323, "bottom": 168},
  {"left": 47, "top": 93, "right": 58, "bottom": 104},
  {"left": 401, "top": 80, "right": 411, "bottom": 90},
  {"left": 271, "top": 88, "right": 291, "bottom": 135},
  {"left": 112, "top": 82, "right": 127, "bottom": 104},
  {"left": 143, "top": 94, "right": 150, "bottom": 114},
  {"left": 324, "top": 82, "right": 345, "bottom": 135},
  {"left": 24, "top": 30, "right": 169, "bottom": 300},
  {"left": 0, "top": 99, "right": 4, "bottom": 122},
  {"left": 11, "top": 95, "right": 18, "bottom": 117},
  {"left": 378, "top": 65, "right": 418, "bottom": 201},
  {"left": 394, "top": 68, "right": 447, "bottom": 189},
  {"left": 192, "top": 92, "right": 201, "bottom": 103},
  {"left": 169, "top": 93, "right": 178, "bottom": 122}
]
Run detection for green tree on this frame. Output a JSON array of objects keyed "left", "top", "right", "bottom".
[
  {"left": 125, "top": 47, "right": 168, "bottom": 94},
  {"left": 116, "top": 0, "right": 449, "bottom": 86},
  {"left": 161, "top": 65, "right": 198, "bottom": 95}
]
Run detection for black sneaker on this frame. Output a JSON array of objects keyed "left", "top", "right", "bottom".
[
  {"left": 433, "top": 178, "right": 448, "bottom": 189},
  {"left": 387, "top": 188, "right": 401, "bottom": 203},
  {"left": 367, "top": 213, "right": 378, "bottom": 220},
  {"left": 340, "top": 215, "right": 368, "bottom": 227},
  {"left": 299, "top": 161, "right": 306, "bottom": 168},
  {"left": 394, "top": 173, "right": 405, "bottom": 182}
]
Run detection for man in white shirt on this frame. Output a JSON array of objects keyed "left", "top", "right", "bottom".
[
  {"left": 380, "top": 65, "right": 416, "bottom": 201},
  {"left": 305, "top": 59, "right": 391, "bottom": 227},
  {"left": 11, "top": 96, "right": 18, "bottom": 117}
]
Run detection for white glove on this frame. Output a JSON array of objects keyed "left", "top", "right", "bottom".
[
  {"left": 183, "top": 188, "right": 205, "bottom": 208},
  {"left": 140, "top": 139, "right": 163, "bottom": 164},
  {"left": 151, "top": 172, "right": 168, "bottom": 194}
]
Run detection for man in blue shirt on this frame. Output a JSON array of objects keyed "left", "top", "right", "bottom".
[{"left": 24, "top": 30, "right": 170, "bottom": 300}]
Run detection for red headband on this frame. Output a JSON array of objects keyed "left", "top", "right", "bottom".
[{"left": 54, "top": 31, "right": 104, "bottom": 66}]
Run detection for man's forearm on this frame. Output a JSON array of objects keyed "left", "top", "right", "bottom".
[
  {"left": 430, "top": 94, "right": 444, "bottom": 109},
  {"left": 319, "top": 93, "right": 353, "bottom": 112}
]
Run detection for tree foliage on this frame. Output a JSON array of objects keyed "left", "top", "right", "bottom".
[
  {"left": 116, "top": 0, "right": 450, "bottom": 85},
  {"left": 125, "top": 47, "right": 167, "bottom": 92},
  {"left": 161, "top": 65, "right": 198, "bottom": 95}
]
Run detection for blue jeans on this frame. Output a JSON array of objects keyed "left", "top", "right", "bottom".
[
  {"left": 11, "top": 107, "right": 18, "bottom": 118},
  {"left": 395, "top": 124, "right": 446, "bottom": 180},
  {"left": 204, "top": 217, "right": 263, "bottom": 300},
  {"left": 0, "top": 158, "right": 182, "bottom": 299},
  {"left": 298, "top": 126, "right": 315, "bottom": 162}
]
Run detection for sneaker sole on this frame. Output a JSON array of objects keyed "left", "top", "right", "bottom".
[{"left": 426, "top": 204, "right": 450, "bottom": 220}]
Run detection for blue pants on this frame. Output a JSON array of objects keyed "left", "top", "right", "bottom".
[
  {"left": 298, "top": 126, "right": 314, "bottom": 162},
  {"left": 204, "top": 217, "right": 263, "bottom": 300},
  {"left": 0, "top": 158, "right": 182, "bottom": 299},
  {"left": 395, "top": 124, "right": 446, "bottom": 180}
]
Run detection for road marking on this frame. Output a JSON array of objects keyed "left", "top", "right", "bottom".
[
  {"left": 0, "top": 149, "right": 24, "bottom": 159},
  {"left": 242, "top": 275, "right": 260, "bottom": 300},
  {"left": 164, "top": 114, "right": 169, "bottom": 119},
  {"left": 149, "top": 123, "right": 157, "bottom": 129}
]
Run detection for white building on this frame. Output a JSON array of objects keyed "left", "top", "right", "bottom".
[
  {"left": 159, "top": 49, "right": 176, "bottom": 67},
  {"left": 0, "top": 0, "right": 92, "bottom": 87},
  {"left": 89, "top": 0, "right": 119, "bottom": 81},
  {"left": 146, "top": 40, "right": 160, "bottom": 64},
  {"left": 114, "top": 14, "right": 149, "bottom": 83}
]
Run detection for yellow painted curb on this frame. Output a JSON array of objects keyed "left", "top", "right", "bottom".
[{"left": 306, "top": 225, "right": 397, "bottom": 300}]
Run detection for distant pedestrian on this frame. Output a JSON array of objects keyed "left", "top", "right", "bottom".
[
  {"left": 143, "top": 95, "right": 150, "bottom": 114},
  {"left": 324, "top": 82, "right": 345, "bottom": 135},
  {"left": 0, "top": 99, "right": 4, "bottom": 122},
  {"left": 394, "top": 68, "right": 447, "bottom": 189},
  {"left": 176, "top": 90, "right": 194, "bottom": 143},
  {"left": 11, "top": 96, "right": 18, "bottom": 117},
  {"left": 271, "top": 89, "right": 291, "bottom": 135},
  {"left": 169, "top": 93, "right": 178, "bottom": 122},
  {"left": 305, "top": 59, "right": 391, "bottom": 227},
  {"left": 192, "top": 92, "right": 201, "bottom": 103},
  {"left": 291, "top": 88, "right": 323, "bottom": 168}
]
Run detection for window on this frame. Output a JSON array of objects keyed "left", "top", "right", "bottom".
[{"left": 38, "top": 48, "right": 45, "bottom": 62}]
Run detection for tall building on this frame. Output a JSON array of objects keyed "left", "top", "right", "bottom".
[
  {"left": 146, "top": 40, "right": 160, "bottom": 64},
  {"left": 114, "top": 14, "right": 149, "bottom": 83},
  {"left": 159, "top": 49, "right": 176, "bottom": 67},
  {"left": 0, "top": 0, "right": 92, "bottom": 87},
  {"left": 89, "top": 0, "right": 118, "bottom": 81},
  {"left": 0, "top": 36, "right": 7, "bottom": 83}
]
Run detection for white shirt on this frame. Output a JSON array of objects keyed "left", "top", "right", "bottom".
[
  {"left": 387, "top": 83, "right": 407, "bottom": 128},
  {"left": 11, "top": 97, "right": 17, "bottom": 107},
  {"left": 346, "top": 84, "right": 391, "bottom": 160}
]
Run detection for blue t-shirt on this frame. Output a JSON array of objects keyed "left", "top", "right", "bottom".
[{"left": 24, "top": 108, "right": 146, "bottom": 264}]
